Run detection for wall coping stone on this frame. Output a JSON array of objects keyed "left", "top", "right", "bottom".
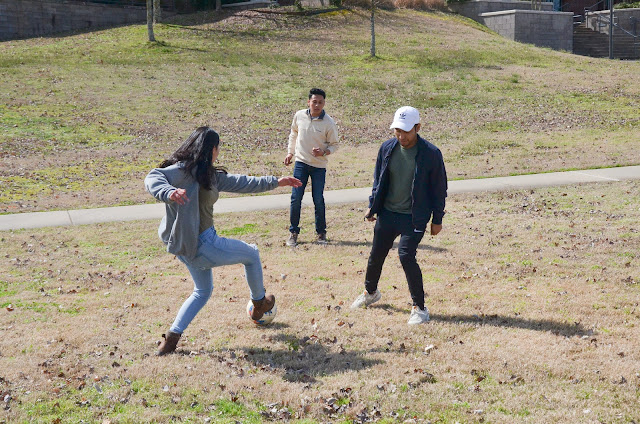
[
  {"left": 588, "top": 7, "right": 640, "bottom": 15},
  {"left": 480, "top": 9, "right": 572, "bottom": 16}
]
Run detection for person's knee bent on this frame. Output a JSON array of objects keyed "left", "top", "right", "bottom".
[
  {"left": 243, "top": 243, "right": 261, "bottom": 266},
  {"left": 399, "top": 251, "right": 418, "bottom": 268},
  {"left": 192, "top": 286, "right": 213, "bottom": 303}
]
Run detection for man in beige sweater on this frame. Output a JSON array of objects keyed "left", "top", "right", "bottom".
[{"left": 284, "top": 88, "right": 339, "bottom": 246}]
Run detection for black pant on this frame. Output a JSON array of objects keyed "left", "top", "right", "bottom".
[{"left": 365, "top": 208, "right": 425, "bottom": 309}]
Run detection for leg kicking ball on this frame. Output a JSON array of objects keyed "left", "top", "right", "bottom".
[{"left": 246, "top": 299, "right": 277, "bottom": 326}]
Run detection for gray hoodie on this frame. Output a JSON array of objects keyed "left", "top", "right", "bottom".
[{"left": 144, "top": 162, "right": 278, "bottom": 260}]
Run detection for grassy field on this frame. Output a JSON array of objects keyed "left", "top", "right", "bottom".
[
  {"left": 1, "top": 5, "right": 639, "bottom": 423},
  {"left": 1, "top": 181, "right": 639, "bottom": 423},
  {"left": 1, "top": 8, "right": 639, "bottom": 213}
]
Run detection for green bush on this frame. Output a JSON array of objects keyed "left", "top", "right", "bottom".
[{"left": 615, "top": 1, "right": 640, "bottom": 8}]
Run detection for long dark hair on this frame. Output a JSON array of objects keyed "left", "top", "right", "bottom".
[{"left": 159, "top": 126, "right": 226, "bottom": 190}]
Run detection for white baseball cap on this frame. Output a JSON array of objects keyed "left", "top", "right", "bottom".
[{"left": 389, "top": 106, "right": 420, "bottom": 132}]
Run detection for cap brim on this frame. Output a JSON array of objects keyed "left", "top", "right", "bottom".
[{"left": 390, "top": 121, "right": 414, "bottom": 132}]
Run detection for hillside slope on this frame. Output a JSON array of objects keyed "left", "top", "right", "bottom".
[{"left": 0, "top": 8, "right": 638, "bottom": 213}]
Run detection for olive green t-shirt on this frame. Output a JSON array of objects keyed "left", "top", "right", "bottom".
[
  {"left": 383, "top": 143, "right": 417, "bottom": 214},
  {"left": 199, "top": 185, "right": 219, "bottom": 234}
]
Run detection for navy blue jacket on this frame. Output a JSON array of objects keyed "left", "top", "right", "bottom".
[{"left": 368, "top": 135, "right": 448, "bottom": 230}]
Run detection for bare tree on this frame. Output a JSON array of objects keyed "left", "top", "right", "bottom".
[
  {"left": 153, "top": 0, "right": 161, "bottom": 23},
  {"left": 370, "top": 0, "right": 376, "bottom": 57},
  {"left": 147, "top": 0, "right": 155, "bottom": 42}
]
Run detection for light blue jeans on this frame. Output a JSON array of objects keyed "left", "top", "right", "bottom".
[{"left": 170, "top": 227, "right": 266, "bottom": 334}]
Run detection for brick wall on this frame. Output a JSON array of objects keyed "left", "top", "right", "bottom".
[
  {"left": 0, "top": 0, "right": 148, "bottom": 41},
  {"left": 480, "top": 9, "right": 573, "bottom": 51}
]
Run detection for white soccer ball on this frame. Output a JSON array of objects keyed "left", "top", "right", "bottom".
[{"left": 246, "top": 299, "right": 277, "bottom": 326}]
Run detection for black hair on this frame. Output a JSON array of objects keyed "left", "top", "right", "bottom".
[
  {"left": 309, "top": 88, "right": 326, "bottom": 99},
  {"left": 159, "top": 126, "right": 226, "bottom": 190}
]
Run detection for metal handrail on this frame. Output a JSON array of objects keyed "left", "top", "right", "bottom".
[
  {"left": 594, "top": 12, "right": 639, "bottom": 38},
  {"left": 594, "top": 13, "right": 640, "bottom": 57},
  {"left": 577, "top": 0, "right": 640, "bottom": 58}
]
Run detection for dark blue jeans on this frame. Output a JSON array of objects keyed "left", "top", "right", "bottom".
[
  {"left": 364, "top": 208, "right": 425, "bottom": 309},
  {"left": 289, "top": 161, "right": 326, "bottom": 234}
]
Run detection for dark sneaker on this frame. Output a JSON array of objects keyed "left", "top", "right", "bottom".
[
  {"left": 286, "top": 232, "right": 298, "bottom": 247},
  {"left": 316, "top": 232, "right": 328, "bottom": 244}
]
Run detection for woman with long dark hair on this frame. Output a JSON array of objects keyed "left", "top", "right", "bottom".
[{"left": 145, "top": 126, "right": 301, "bottom": 355}]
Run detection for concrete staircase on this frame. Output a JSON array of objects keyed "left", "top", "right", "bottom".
[{"left": 573, "top": 22, "right": 640, "bottom": 59}]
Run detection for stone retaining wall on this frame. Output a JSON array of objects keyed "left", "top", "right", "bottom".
[
  {"left": 448, "top": 0, "right": 553, "bottom": 24},
  {"left": 0, "top": 0, "right": 147, "bottom": 41},
  {"left": 481, "top": 9, "right": 573, "bottom": 51}
]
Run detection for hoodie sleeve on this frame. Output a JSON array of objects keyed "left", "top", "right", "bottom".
[
  {"left": 145, "top": 167, "right": 177, "bottom": 203},
  {"left": 216, "top": 173, "right": 279, "bottom": 194},
  {"left": 368, "top": 143, "right": 386, "bottom": 209},
  {"left": 428, "top": 149, "right": 448, "bottom": 225}
]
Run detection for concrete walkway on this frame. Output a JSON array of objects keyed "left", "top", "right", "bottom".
[{"left": 1, "top": 165, "right": 639, "bottom": 231}]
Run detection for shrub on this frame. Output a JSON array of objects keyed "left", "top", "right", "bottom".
[
  {"left": 344, "top": 0, "right": 446, "bottom": 10},
  {"left": 394, "top": 0, "right": 447, "bottom": 10},
  {"left": 343, "top": 0, "right": 396, "bottom": 10},
  {"left": 615, "top": 1, "right": 640, "bottom": 8}
]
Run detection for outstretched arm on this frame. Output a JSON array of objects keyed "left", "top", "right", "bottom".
[{"left": 278, "top": 176, "right": 302, "bottom": 188}]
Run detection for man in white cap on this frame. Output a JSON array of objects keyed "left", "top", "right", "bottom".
[{"left": 351, "top": 106, "right": 448, "bottom": 325}]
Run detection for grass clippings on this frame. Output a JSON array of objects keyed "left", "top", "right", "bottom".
[{"left": 1, "top": 180, "right": 639, "bottom": 423}]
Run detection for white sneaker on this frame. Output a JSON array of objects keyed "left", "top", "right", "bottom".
[
  {"left": 350, "top": 290, "right": 381, "bottom": 309},
  {"left": 286, "top": 232, "right": 298, "bottom": 247},
  {"left": 408, "top": 306, "right": 430, "bottom": 325}
]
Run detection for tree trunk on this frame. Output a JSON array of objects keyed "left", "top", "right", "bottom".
[
  {"left": 147, "top": 0, "right": 155, "bottom": 42},
  {"left": 153, "top": 0, "right": 161, "bottom": 23},
  {"left": 216, "top": 0, "right": 222, "bottom": 11},
  {"left": 370, "top": 0, "right": 376, "bottom": 57}
]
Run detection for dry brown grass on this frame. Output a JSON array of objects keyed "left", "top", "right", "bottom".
[
  {"left": 1, "top": 180, "right": 639, "bottom": 422},
  {"left": 2, "top": 9, "right": 639, "bottom": 214},
  {"left": 343, "top": 0, "right": 395, "bottom": 9},
  {"left": 393, "top": 0, "right": 447, "bottom": 11}
]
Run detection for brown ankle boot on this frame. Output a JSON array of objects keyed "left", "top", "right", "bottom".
[
  {"left": 251, "top": 294, "right": 275, "bottom": 320},
  {"left": 156, "top": 331, "right": 181, "bottom": 356}
]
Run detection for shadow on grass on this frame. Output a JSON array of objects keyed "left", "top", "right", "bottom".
[
  {"left": 145, "top": 39, "right": 212, "bottom": 53},
  {"left": 164, "top": 9, "right": 301, "bottom": 34},
  {"left": 430, "top": 313, "right": 590, "bottom": 337},
  {"left": 363, "top": 305, "right": 591, "bottom": 337},
  {"left": 239, "top": 333, "right": 384, "bottom": 383},
  {"left": 331, "top": 240, "right": 448, "bottom": 252}
]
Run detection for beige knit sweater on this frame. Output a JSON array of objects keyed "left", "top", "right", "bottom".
[{"left": 287, "top": 109, "right": 339, "bottom": 168}]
